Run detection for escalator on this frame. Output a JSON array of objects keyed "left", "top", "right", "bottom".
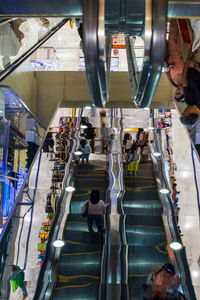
[
  {"left": 51, "top": 159, "right": 108, "bottom": 299},
  {"left": 123, "top": 151, "right": 170, "bottom": 299}
]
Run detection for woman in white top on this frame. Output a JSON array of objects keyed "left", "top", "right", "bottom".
[{"left": 81, "top": 190, "right": 109, "bottom": 232}]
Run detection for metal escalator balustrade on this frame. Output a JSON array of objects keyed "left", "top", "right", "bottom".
[
  {"left": 51, "top": 160, "right": 108, "bottom": 299},
  {"left": 132, "top": 0, "right": 168, "bottom": 108}
]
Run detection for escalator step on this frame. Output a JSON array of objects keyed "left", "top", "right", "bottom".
[
  {"left": 126, "top": 215, "right": 163, "bottom": 227},
  {"left": 63, "top": 228, "right": 104, "bottom": 245},
  {"left": 123, "top": 189, "right": 159, "bottom": 200},
  {"left": 52, "top": 283, "right": 100, "bottom": 300}
]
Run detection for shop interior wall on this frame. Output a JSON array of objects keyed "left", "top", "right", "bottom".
[{"left": 1, "top": 68, "right": 176, "bottom": 129}]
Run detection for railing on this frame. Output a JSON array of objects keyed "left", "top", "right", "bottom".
[
  {"left": 153, "top": 117, "right": 196, "bottom": 300},
  {"left": 5, "top": 149, "right": 42, "bottom": 300},
  {"left": 83, "top": 0, "right": 109, "bottom": 107},
  {"left": 0, "top": 89, "right": 47, "bottom": 298}
]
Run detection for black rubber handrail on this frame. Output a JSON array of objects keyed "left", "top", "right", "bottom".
[
  {"left": 134, "top": 0, "right": 168, "bottom": 108},
  {"left": 0, "top": 18, "right": 69, "bottom": 83},
  {"left": 83, "top": 0, "right": 108, "bottom": 107}
]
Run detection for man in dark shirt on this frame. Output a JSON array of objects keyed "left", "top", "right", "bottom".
[{"left": 179, "top": 56, "right": 200, "bottom": 127}]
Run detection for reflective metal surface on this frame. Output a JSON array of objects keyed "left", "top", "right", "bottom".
[
  {"left": 83, "top": 0, "right": 108, "bottom": 107},
  {"left": 0, "top": 0, "right": 83, "bottom": 17},
  {"left": 134, "top": 0, "right": 168, "bottom": 108}
]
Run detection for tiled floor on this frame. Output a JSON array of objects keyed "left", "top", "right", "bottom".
[{"left": 172, "top": 110, "right": 200, "bottom": 297}]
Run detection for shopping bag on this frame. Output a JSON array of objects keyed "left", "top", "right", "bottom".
[
  {"left": 10, "top": 279, "right": 18, "bottom": 293},
  {"left": 81, "top": 201, "right": 89, "bottom": 217}
]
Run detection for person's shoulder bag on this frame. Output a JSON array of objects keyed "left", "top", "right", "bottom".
[{"left": 82, "top": 201, "right": 89, "bottom": 217}]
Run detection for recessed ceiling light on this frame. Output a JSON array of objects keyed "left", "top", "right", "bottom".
[
  {"left": 53, "top": 240, "right": 65, "bottom": 248},
  {"left": 169, "top": 241, "right": 182, "bottom": 250},
  {"left": 85, "top": 106, "right": 91, "bottom": 110},
  {"left": 81, "top": 125, "right": 88, "bottom": 129},
  {"left": 191, "top": 270, "right": 199, "bottom": 278},
  {"left": 159, "top": 188, "right": 170, "bottom": 194},
  {"left": 74, "top": 151, "right": 82, "bottom": 155},
  {"left": 153, "top": 152, "right": 161, "bottom": 157},
  {"left": 144, "top": 107, "right": 150, "bottom": 110},
  {"left": 65, "top": 186, "right": 76, "bottom": 192},
  {"left": 148, "top": 126, "right": 154, "bottom": 130}
]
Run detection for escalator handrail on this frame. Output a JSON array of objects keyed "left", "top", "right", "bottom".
[
  {"left": 6, "top": 149, "right": 42, "bottom": 300},
  {"left": 153, "top": 118, "right": 196, "bottom": 300},
  {"left": 190, "top": 144, "right": 200, "bottom": 219},
  {"left": 83, "top": 0, "right": 107, "bottom": 107},
  {"left": 0, "top": 18, "right": 69, "bottom": 83},
  {"left": 33, "top": 110, "right": 81, "bottom": 299},
  {"left": 134, "top": 0, "right": 168, "bottom": 108},
  {"left": 125, "top": 35, "right": 139, "bottom": 97},
  {"left": 0, "top": 92, "right": 47, "bottom": 245}
]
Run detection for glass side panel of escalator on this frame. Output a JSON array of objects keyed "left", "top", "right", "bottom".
[{"left": 0, "top": 17, "right": 64, "bottom": 72}]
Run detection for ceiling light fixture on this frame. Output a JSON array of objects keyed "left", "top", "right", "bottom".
[
  {"left": 169, "top": 241, "right": 182, "bottom": 251},
  {"left": 65, "top": 186, "right": 76, "bottom": 192},
  {"left": 81, "top": 125, "right": 87, "bottom": 129},
  {"left": 153, "top": 152, "right": 161, "bottom": 157},
  {"left": 74, "top": 151, "right": 83, "bottom": 156},
  {"left": 53, "top": 240, "right": 65, "bottom": 248},
  {"left": 85, "top": 106, "right": 91, "bottom": 110},
  {"left": 159, "top": 188, "right": 170, "bottom": 194}
]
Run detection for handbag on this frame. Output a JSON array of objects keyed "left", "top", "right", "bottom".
[{"left": 82, "top": 201, "right": 89, "bottom": 217}]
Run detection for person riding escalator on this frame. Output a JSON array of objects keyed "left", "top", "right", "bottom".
[{"left": 82, "top": 190, "right": 109, "bottom": 233}]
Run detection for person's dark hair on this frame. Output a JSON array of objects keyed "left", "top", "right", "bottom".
[
  {"left": 80, "top": 139, "right": 86, "bottom": 148},
  {"left": 130, "top": 142, "right": 139, "bottom": 154},
  {"left": 90, "top": 190, "right": 100, "bottom": 204},
  {"left": 172, "top": 183, "right": 177, "bottom": 188},
  {"left": 180, "top": 113, "right": 199, "bottom": 128},
  {"left": 47, "top": 132, "right": 53, "bottom": 139},
  {"left": 136, "top": 128, "right": 144, "bottom": 140},
  {"left": 12, "top": 265, "right": 18, "bottom": 272},
  {"left": 123, "top": 133, "right": 130, "bottom": 146},
  {"left": 175, "top": 94, "right": 185, "bottom": 103},
  {"left": 162, "top": 263, "right": 175, "bottom": 275},
  {"left": 80, "top": 117, "right": 86, "bottom": 125},
  {"left": 124, "top": 133, "right": 130, "bottom": 140}
]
